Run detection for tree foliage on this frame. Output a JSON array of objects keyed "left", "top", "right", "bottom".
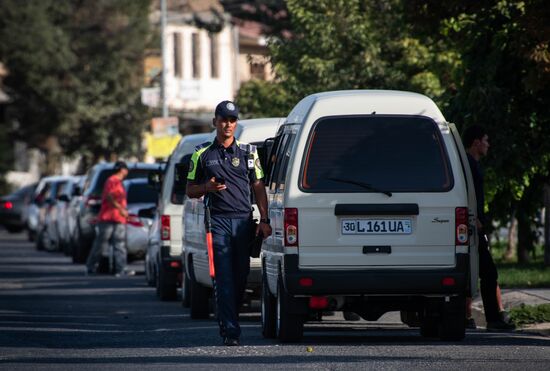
[
  {"left": 237, "top": 0, "right": 453, "bottom": 117},
  {"left": 0, "top": 0, "right": 151, "bottom": 167},
  {"left": 233, "top": 0, "right": 550, "bottom": 261},
  {"left": 407, "top": 0, "right": 550, "bottom": 261}
]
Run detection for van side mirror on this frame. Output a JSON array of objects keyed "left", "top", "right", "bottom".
[
  {"left": 148, "top": 170, "right": 162, "bottom": 192},
  {"left": 73, "top": 185, "right": 82, "bottom": 197},
  {"left": 58, "top": 194, "right": 70, "bottom": 203},
  {"left": 174, "top": 154, "right": 192, "bottom": 195}
]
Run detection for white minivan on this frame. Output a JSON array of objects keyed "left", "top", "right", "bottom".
[
  {"left": 182, "top": 118, "right": 285, "bottom": 319},
  {"left": 147, "top": 133, "right": 212, "bottom": 301},
  {"left": 259, "top": 90, "right": 479, "bottom": 342}
]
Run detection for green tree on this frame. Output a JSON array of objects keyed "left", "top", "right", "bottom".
[
  {"left": 408, "top": 0, "right": 550, "bottom": 263},
  {"left": 0, "top": 0, "right": 151, "bottom": 172},
  {"left": 236, "top": 0, "right": 453, "bottom": 117}
]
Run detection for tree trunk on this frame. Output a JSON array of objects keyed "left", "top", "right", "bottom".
[
  {"left": 516, "top": 208, "right": 532, "bottom": 264},
  {"left": 544, "top": 184, "right": 550, "bottom": 266},
  {"left": 504, "top": 214, "right": 517, "bottom": 262}
]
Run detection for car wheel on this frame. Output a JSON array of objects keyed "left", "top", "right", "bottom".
[
  {"left": 36, "top": 228, "right": 46, "bottom": 251},
  {"left": 72, "top": 226, "right": 89, "bottom": 264},
  {"left": 261, "top": 271, "right": 277, "bottom": 338},
  {"left": 145, "top": 257, "right": 155, "bottom": 287},
  {"left": 189, "top": 261, "right": 210, "bottom": 319},
  {"left": 181, "top": 269, "right": 191, "bottom": 308},
  {"left": 6, "top": 226, "right": 23, "bottom": 233},
  {"left": 276, "top": 277, "right": 304, "bottom": 342},
  {"left": 157, "top": 263, "right": 177, "bottom": 301}
]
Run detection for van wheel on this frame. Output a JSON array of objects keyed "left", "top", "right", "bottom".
[
  {"left": 261, "top": 272, "right": 276, "bottom": 338},
  {"left": 400, "top": 311, "right": 421, "bottom": 327},
  {"left": 276, "top": 277, "right": 303, "bottom": 342},
  {"left": 189, "top": 267, "right": 210, "bottom": 319},
  {"left": 420, "top": 316, "right": 439, "bottom": 338},
  {"left": 438, "top": 296, "right": 466, "bottom": 341},
  {"left": 181, "top": 270, "right": 191, "bottom": 308},
  {"left": 157, "top": 263, "right": 177, "bottom": 301}
]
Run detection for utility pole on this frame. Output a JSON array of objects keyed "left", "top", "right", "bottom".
[{"left": 160, "top": 0, "right": 168, "bottom": 118}]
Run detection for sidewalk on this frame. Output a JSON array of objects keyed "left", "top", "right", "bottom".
[{"left": 471, "top": 288, "right": 550, "bottom": 336}]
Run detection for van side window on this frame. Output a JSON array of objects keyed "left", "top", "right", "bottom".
[
  {"left": 275, "top": 133, "right": 296, "bottom": 192},
  {"left": 269, "top": 134, "right": 289, "bottom": 192}
]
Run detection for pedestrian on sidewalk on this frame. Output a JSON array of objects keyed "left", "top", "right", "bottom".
[
  {"left": 86, "top": 161, "right": 131, "bottom": 276},
  {"left": 463, "top": 125, "right": 515, "bottom": 331},
  {"left": 186, "top": 100, "right": 272, "bottom": 346}
]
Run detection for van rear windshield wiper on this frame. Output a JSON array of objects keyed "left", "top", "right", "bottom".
[{"left": 327, "top": 177, "right": 392, "bottom": 197}]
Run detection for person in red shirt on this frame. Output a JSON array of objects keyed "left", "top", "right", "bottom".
[{"left": 86, "top": 161, "right": 130, "bottom": 276}]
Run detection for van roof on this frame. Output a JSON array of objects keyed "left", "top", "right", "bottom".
[
  {"left": 286, "top": 90, "right": 446, "bottom": 125},
  {"left": 235, "top": 117, "right": 285, "bottom": 143}
]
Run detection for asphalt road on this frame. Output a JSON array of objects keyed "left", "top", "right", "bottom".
[{"left": 0, "top": 230, "right": 549, "bottom": 370}]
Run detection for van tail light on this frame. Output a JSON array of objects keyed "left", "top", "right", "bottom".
[
  {"left": 455, "top": 207, "right": 469, "bottom": 245},
  {"left": 86, "top": 195, "right": 101, "bottom": 207},
  {"left": 3, "top": 201, "right": 13, "bottom": 210},
  {"left": 161, "top": 215, "right": 171, "bottom": 240},
  {"left": 284, "top": 208, "right": 298, "bottom": 247},
  {"left": 127, "top": 214, "right": 143, "bottom": 227}
]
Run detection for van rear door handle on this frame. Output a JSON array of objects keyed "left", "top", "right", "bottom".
[{"left": 363, "top": 246, "right": 391, "bottom": 254}]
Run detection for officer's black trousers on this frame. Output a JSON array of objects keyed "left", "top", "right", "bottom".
[{"left": 478, "top": 233, "right": 500, "bottom": 323}]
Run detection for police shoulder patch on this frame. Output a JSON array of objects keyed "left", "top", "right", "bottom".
[{"left": 194, "top": 141, "right": 211, "bottom": 151}]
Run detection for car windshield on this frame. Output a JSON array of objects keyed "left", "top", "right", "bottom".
[
  {"left": 301, "top": 115, "right": 453, "bottom": 192},
  {"left": 126, "top": 182, "right": 158, "bottom": 204},
  {"left": 91, "top": 168, "right": 154, "bottom": 195}
]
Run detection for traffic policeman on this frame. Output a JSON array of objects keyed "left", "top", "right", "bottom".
[{"left": 186, "top": 100, "right": 272, "bottom": 346}]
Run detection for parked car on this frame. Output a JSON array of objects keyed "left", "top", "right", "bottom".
[
  {"left": 144, "top": 210, "right": 160, "bottom": 287},
  {"left": 258, "top": 90, "right": 479, "bottom": 342},
  {"left": 123, "top": 178, "right": 159, "bottom": 261},
  {"left": 32, "top": 176, "right": 72, "bottom": 251},
  {"left": 65, "top": 175, "right": 87, "bottom": 256},
  {"left": 54, "top": 176, "right": 85, "bottom": 255},
  {"left": 146, "top": 132, "right": 212, "bottom": 301},
  {"left": 72, "top": 162, "right": 163, "bottom": 264},
  {"left": 0, "top": 183, "right": 37, "bottom": 233},
  {"left": 182, "top": 118, "right": 284, "bottom": 318}
]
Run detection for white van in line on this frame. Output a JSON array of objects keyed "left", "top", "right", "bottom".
[
  {"left": 259, "top": 90, "right": 479, "bottom": 342},
  {"left": 182, "top": 118, "right": 285, "bottom": 319},
  {"left": 147, "top": 132, "right": 212, "bottom": 301}
]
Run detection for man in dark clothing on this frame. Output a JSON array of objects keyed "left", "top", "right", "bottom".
[
  {"left": 463, "top": 125, "right": 515, "bottom": 331},
  {"left": 186, "top": 100, "right": 272, "bottom": 346}
]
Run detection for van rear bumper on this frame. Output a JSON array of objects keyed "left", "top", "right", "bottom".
[{"left": 282, "top": 254, "right": 468, "bottom": 296}]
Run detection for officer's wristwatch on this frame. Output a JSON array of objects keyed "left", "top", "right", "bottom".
[{"left": 260, "top": 218, "right": 271, "bottom": 225}]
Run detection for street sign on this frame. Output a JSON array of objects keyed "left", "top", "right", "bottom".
[{"left": 151, "top": 117, "right": 179, "bottom": 137}]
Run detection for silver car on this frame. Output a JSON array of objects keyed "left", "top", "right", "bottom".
[{"left": 123, "top": 178, "right": 159, "bottom": 260}]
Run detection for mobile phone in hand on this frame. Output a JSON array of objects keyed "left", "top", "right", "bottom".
[{"left": 215, "top": 176, "right": 225, "bottom": 185}]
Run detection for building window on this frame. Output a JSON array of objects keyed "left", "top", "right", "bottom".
[
  {"left": 209, "top": 33, "right": 219, "bottom": 78},
  {"left": 173, "top": 33, "right": 182, "bottom": 78},
  {"left": 250, "top": 62, "right": 266, "bottom": 80},
  {"left": 192, "top": 33, "right": 201, "bottom": 79}
]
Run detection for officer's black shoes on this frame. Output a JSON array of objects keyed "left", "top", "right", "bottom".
[
  {"left": 486, "top": 320, "right": 516, "bottom": 331},
  {"left": 223, "top": 337, "right": 240, "bottom": 346}
]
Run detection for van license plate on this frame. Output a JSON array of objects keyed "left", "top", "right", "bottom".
[{"left": 341, "top": 219, "right": 412, "bottom": 235}]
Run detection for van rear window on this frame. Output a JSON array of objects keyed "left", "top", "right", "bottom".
[{"left": 301, "top": 116, "right": 453, "bottom": 193}]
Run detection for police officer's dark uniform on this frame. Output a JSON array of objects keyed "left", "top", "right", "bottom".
[{"left": 187, "top": 101, "right": 266, "bottom": 345}]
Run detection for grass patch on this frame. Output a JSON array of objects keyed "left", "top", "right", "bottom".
[
  {"left": 509, "top": 303, "right": 550, "bottom": 326},
  {"left": 490, "top": 242, "right": 550, "bottom": 288}
]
